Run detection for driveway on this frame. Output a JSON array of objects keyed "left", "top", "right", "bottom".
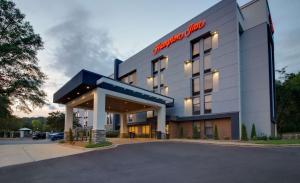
[
  {"left": 0, "top": 138, "right": 90, "bottom": 167},
  {"left": 0, "top": 142, "right": 299, "bottom": 183}
]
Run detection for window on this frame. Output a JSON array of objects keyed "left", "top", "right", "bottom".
[
  {"left": 160, "top": 71, "right": 164, "bottom": 85},
  {"left": 160, "top": 87, "right": 165, "bottom": 95},
  {"left": 153, "top": 61, "right": 159, "bottom": 73},
  {"left": 147, "top": 111, "right": 154, "bottom": 118},
  {"left": 212, "top": 32, "right": 219, "bottom": 49},
  {"left": 192, "top": 97, "right": 200, "bottom": 115},
  {"left": 192, "top": 41, "right": 200, "bottom": 57},
  {"left": 152, "top": 56, "right": 168, "bottom": 94},
  {"left": 205, "top": 121, "right": 213, "bottom": 138},
  {"left": 128, "top": 114, "right": 133, "bottom": 122},
  {"left": 121, "top": 71, "right": 136, "bottom": 85},
  {"left": 204, "top": 73, "right": 213, "bottom": 93},
  {"left": 129, "top": 126, "right": 138, "bottom": 134},
  {"left": 213, "top": 71, "right": 219, "bottom": 92},
  {"left": 204, "top": 94, "right": 212, "bottom": 113},
  {"left": 204, "top": 36, "right": 212, "bottom": 51},
  {"left": 160, "top": 57, "right": 167, "bottom": 70},
  {"left": 122, "top": 76, "right": 128, "bottom": 84},
  {"left": 204, "top": 53, "right": 211, "bottom": 72},
  {"left": 142, "top": 125, "right": 150, "bottom": 135},
  {"left": 153, "top": 74, "right": 158, "bottom": 87},
  {"left": 192, "top": 77, "right": 200, "bottom": 95},
  {"left": 192, "top": 59, "right": 200, "bottom": 76}
]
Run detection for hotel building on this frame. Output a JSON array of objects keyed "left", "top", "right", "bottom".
[{"left": 53, "top": 0, "right": 275, "bottom": 142}]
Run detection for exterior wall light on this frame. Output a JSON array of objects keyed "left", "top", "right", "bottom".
[
  {"left": 184, "top": 59, "right": 192, "bottom": 65},
  {"left": 212, "top": 69, "right": 218, "bottom": 73},
  {"left": 147, "top": 76, "right": 153, "bottom": 79},
  {"left": 211, "top": 31, "right": 218, "bottom": 35},
  {"left": 184, "top": 97, "right": 191, "bottom": 101}
]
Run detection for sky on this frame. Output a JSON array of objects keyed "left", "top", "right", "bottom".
[{"left": 11, "top": 0, "right": 300, "bottom": 117}]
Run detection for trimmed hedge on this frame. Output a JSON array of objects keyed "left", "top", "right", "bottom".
[{"left": 106, "top": 131, "right": 119, "bottom": 138}]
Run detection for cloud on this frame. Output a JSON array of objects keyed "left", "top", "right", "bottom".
[
  {"left": 47, "top": 8, "right": 116, "bottom": 77},
  {"left": 275, "top": 28, "right": 300, "bottom": 74}
]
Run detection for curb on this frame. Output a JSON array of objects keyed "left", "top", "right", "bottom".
[{"left": 167, "top": 139, "right": 300, "bottom": 148}]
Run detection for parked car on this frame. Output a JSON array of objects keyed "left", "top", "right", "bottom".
[
  {"left": 49, "top": 132, "right": 64, "bottom": 141},
  {"left": 32, "top": 132, "right": 46, "bottom": 140}
]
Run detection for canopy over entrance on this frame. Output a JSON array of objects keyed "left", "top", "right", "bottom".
[{"left": 53, "top": 70, "right": 174, "bottom": 143}]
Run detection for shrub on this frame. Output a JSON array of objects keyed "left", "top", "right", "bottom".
[
  {"left": 251, "top": 124, "right": 257, "bottom": 140},
  {"left": 256, "top": 135, "right": 268, "bottom": 140},
  {"left": 106, "top": 131, "right": 120, "bottom": 138},
  {"left": 85, "top": 141, "right": 112, "bottom": 148},
  {"left": 68, "top": 128, "right": 73, "bottom": 143},
  {"left": 269, "top": 136, "right": 281, "bottom": 140},
  {"left": 241, "top": 124, "right": 248, "bottom": 141},
  {"left": 179, "top": 127, "right": 184, "bottom": 138},
  {"left": 214, "top": 125, "right": 219, "bottom": 140},
  {"left": 88, "top": 129, "right": 92, "bottom": 144},
  {"left": 192, "top": 124, "right": 200, "bottom": 139}
]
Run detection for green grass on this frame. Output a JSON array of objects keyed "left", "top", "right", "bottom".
[
  {"left": 85, "top": 141, "right": 112, "bottom": 148},
  {"left": 252, "top": 139, "right": 300, "bottom": 145}
]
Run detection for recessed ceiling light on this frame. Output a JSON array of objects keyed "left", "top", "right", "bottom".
[
  {"left": 67, "top": 97, "right": 70, "bottom": 100},
  {"left": 77, "top": 92, "right": 80, "bottom": 95},
  {"left": 86, "top": 86, "right": 90, "bottom": 89}
]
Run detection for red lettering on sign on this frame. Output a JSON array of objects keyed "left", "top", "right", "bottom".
[{"left": 153, "top": 20, "right": 206, "bottom": 55}]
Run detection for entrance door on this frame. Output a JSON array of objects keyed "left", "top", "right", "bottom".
[{"left": 204, "top": 121, "right": 213, "bottom": 139}]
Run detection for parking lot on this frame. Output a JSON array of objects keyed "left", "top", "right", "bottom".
[{"left": 0, "top": 141, "right": 299, "bottom": 183}]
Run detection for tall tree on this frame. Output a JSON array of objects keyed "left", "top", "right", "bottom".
[
  {"left": 31, "top": 119, "right": 42, "bottom": 131},
  {"left": 0, "top": 0, "right": 46, "bottom": 117},
  {"left": 276, "top": 68, "right": 300, "bottom": 133},
  {"left": 46, "top": 111, "right": 65, "bottom": 132}
]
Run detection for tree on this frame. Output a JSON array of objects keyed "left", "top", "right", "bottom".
[
  {"left": 276, "top": 68, "right": 300, "bottom": 133},
  {"left": 68, "top": 128, "right": 73, "bottom": 143},
  {"left": 31, "top": 119, "right": 42, "bottom": 131},
  {"left": 0, "top": 0, "right": 46, "bottom": 117},
  {"left": 46, "top": 111, "right": 65, "bottom": 132},
  {"left": 251, "top": 124, "right": 257, "bottom": 140},
  {"left": 214, "top": 125, "right": 219, "bottom": 140},
  {"left": 192, "top": 123, "right": 200, "bottom": 139},
  {"left": 241, "top": 124, "right": 248, "bottom": 141}
]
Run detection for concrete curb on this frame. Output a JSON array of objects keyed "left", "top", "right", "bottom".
[{"left": 167, "top": 139, "right": 300, "bottom": 148}]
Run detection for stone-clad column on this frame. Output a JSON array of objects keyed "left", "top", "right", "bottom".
[
  {"left": 93, "top": 88, "right": 106, "bottom": 143},
  {"left": 64, "top": 105, "right": 73, "bottom": 141},
  {"left": 157, "top": 105, "right": 166, "bottom": 139},
  {"left": 120, "top": 113, "right": 128, "bottom": 138}
]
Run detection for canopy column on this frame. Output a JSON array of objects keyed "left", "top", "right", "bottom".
[
  {"left": 157, "top": 105, "right": 166, "bottom": 139},
  {"left": 120, "top": 113, "right": 128, "bottom": 138},
  {"left": 92, "top": 88, "right": 106, "bottom": 143},
  {"left": 64, "top": 105, "right": 73, "bottom": 140}
]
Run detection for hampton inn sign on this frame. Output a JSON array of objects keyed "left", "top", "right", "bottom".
[{"left": 152, "top": 20, "right": 206, "bottom": 55}]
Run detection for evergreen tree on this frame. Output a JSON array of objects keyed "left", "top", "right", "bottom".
[
  {"left": 251, "top": 124, "right": 257, "bottom": 140},
  {"left": 214, "top": 125, "right": 219, "bottom": 140},
  {"left": 241, "top": 124, "right": 248, "bottom": 141},
  {"left": 192, "top": 124, "right": 200, "bottom": 139},
  {"left": 68, "top": 128, "right": 73, "bottom": 143}
]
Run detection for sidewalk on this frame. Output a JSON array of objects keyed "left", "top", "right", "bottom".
[{"left": 0, "top": 140, "right": 91, "bottom": 168}]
